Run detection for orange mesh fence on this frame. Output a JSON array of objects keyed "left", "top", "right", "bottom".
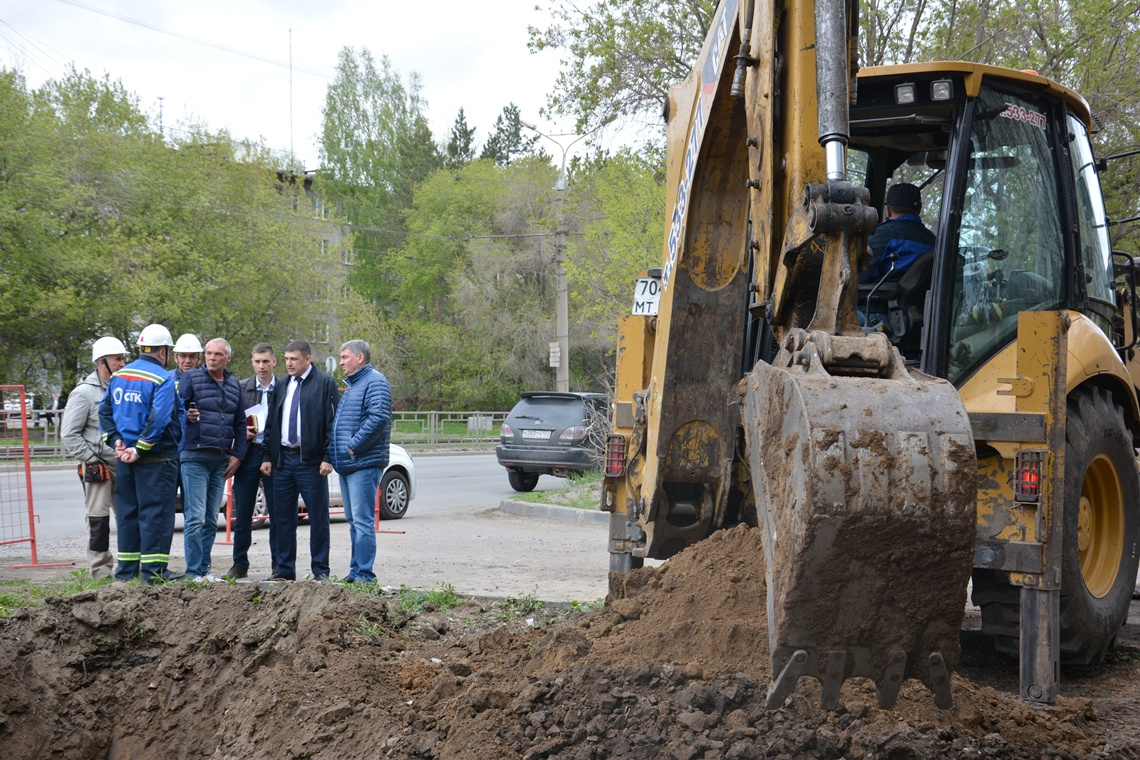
[{"left": 1, "top": 386, "right": 70, "bottom": 568}]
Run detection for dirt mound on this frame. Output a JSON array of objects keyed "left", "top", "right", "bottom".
[{"left": 1, "top": 524, "right": 1136, "bottom": 758}]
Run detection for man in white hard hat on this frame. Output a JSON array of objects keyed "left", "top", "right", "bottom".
[
  {"left": 60, "top": 336, "right": 127, "bottom": 578},
  {"left": 173, "top": 333, "right": 204, "bottom": 381},
  {"left": 99, "top": 324, "right": 185, "bottom": 584}
]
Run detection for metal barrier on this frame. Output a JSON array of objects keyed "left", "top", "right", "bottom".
[
  {"left": 0, "top": 386, "right": 72, "bottom": 568},
  {"left": 388, "top": 410, "right": 508, "bottom": 448},
  {"left": 4, "top": 409, "right": 510, "bottom": 460}
]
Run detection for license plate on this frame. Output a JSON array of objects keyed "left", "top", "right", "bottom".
[{"left": 521, "top": 429, "right": 550, "bottom": 440}]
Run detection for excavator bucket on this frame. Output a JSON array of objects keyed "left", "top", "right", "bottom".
[{"left": 741, "top": 337, "right": 977, "bottom": 710}]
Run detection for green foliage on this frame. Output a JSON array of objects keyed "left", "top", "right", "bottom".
[
  {"left": 0, "top": 65, "right": 342, "bottom": 396},
  {"left": 528, "top": 0, "right": 717, "bottom": 136},
  {"left": 445, "top": 108, "right": 478, "bottom": 169},
  {"left": 394, "top": 583, "right": 462, "bottom": 615},
  {"left": 491, "top": 587, "right": 544, "bottom": 624},
  {"left": 318, "top": 47, "right": 442, "bottom": 304},
  {"left": 350, "top": 613, "right": 387, "bottom": 637},
  {"left": 479, "top": 103, "right": 540, "bottom": 166},
  {"left": 510, "top": 471, "right": 604, "bottom": 510},
  {"left": 0, "top": 569, "right": 110, "bottom": 616},
  {"left": 566, "top": 148, "right": 665, "bottom": 346}
]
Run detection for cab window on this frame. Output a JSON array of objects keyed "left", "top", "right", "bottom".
[
  {"left": 948, "top": 86, "right": 1065, "bottom": 383},
  {"left": 1067, "top": 115, "right": 1114, "bottom": 335}
]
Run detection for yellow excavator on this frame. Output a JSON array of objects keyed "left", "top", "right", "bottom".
[{"left": 602, "top": 0, "right": 1140, "bottom": 711}]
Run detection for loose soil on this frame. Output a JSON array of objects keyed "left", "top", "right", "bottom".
[{"left": 2, "top": 525, "right": 1138, "bottom": 759}]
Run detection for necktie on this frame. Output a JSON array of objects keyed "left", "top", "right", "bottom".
[{"left": 287, "top": 376, "right": 301, "bottom": 446}]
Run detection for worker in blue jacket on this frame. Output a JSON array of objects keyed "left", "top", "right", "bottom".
[
  {"left": 99, "top": 324, "right": 184, "bottom": 584},
  {"left": 859, "top": 182, "right": 936, "bottom": 284}
]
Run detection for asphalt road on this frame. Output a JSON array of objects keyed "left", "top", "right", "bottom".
[{"left": 0, "top": 453, "right": 612, "bottom": 603}]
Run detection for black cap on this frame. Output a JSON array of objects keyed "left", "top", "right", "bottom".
[{"left": 885, "top": 183, "right": 922, "bottom": 208}]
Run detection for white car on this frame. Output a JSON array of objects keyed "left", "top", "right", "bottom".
[
  {"left": 321, "top": 443, "right": 417, "bottom": 521},
  {"left": 209, "top": 444, "right": 416, "bottom": 527}
]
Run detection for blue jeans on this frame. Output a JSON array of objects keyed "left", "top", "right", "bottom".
[
  {"left": 231, "top": 445, "right": 275, "bottom": 570},
  {"left": 271, "top": 450, "right": 330, "bottom": 579},
  {"left": 115, "top": 458, "right": 178, "bottom": 584},
  {"left": 340, "top": 468, "right": 380, "bottom": 582},
  {"left": 181, "top": 459, "right": 227, "bottom": 577}
]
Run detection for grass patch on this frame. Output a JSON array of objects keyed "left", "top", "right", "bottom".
[
  {"left": 0, "top": 570, "right": 112, "bottom": 616},
  {"left": 490, "top": 587, "right": 544, "bottom": 624},
  {"left": 509, "top": 471, "right": 603, "bottom": 510},
  {"left": 350, "top": 613, "right": 387, "bottom": 637},
  {"left": 568, "top": 598, "right": 605, "bottom": 612},
  {"left": 393, "top": 583, "right": 462, "bottom": 615}
]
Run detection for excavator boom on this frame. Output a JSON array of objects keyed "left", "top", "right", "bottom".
[{"left": 606, "top": 0, "right": 979, "bottom": 709}]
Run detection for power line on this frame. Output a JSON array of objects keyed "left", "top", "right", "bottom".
[{"left": 56, "top": 0, "right": 332, "bottom": 80}]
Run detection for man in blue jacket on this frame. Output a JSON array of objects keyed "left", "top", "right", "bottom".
[
  {"left": 329, "top": 339, "right": 392, "bottom": 583},
  {"left": 859, "top": 182, "right": 936, "bottom": 284},
  {"left": 179, "top": 338, "right": 246, "bottom": 582},
  {"left": 99, "top": 323, "right": 183, "bottom": 585}
]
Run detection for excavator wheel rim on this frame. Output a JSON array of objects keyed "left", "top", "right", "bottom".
[{"left": 1078, "top": 453, "right": 1125, "bottom": 599}]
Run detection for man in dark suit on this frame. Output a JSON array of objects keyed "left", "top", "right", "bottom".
[
  {"left": 224, "top": 342, "right": 279, "bottom": 579},
  {"left": 259, "top": 340, "right": 339, "bottom": 581}
]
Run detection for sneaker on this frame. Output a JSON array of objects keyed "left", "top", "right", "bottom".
[
  {"left": 190, "top": 574, "right": 224, "bottom": 583},
  {"left": 223, "top": 565, "right": 248, "bottom": 580}
]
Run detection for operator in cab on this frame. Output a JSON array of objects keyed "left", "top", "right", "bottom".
[{"left": 859, "top": 182, "right": 936, "bottom": 284}]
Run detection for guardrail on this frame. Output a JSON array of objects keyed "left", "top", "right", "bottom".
[{"left": 1, "top": 409, "right": 510, "bottom": 459}]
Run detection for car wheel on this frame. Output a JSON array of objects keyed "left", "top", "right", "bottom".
[
  {"left": 252, "top": 484, "right": 270, "bottom": 529},
  {"left": 508, "top": 470, "right": 540, "bottom": 492},
  {"left": 379, "top": 470, "right": 410, "bottom": 520}
]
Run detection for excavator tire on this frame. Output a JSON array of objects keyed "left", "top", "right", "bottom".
[{"left": 973, "top": 388, "right": 1140, "bottom": 664}]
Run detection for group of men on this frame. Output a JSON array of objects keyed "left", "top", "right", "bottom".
[{"left": 60, "top": 325, "right": 393, "bottom": 585}]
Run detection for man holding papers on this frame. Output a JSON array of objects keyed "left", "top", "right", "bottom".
[{"left": 224, "top": 343, "right": 279, "bottom": 580}]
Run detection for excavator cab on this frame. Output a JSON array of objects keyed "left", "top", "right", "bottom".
[{"left": 848, "top": 65, "right": 1118, "bottom": 380}]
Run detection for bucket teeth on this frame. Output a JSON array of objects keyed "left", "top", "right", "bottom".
[
  {"left": 743, "top": 356, "right": 977, "bottom": 711},
  {"left": 766, "top": 649, "right": 808, "bottom": 709},
  {"left": 877, "top": 650, "right": 908, "bottom": 709},
  {"left": 820, "top": 651, "right": 847, "bottom": 710}
]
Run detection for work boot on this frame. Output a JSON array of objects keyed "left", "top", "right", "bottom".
[{"left": 223, "top": 565, "right": 248, "bottom": 580}]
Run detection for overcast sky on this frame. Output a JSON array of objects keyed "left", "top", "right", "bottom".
[{"left": 0, "top": 0, "right": 571, "bottom": 170}]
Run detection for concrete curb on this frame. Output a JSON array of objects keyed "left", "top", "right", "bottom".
[{"left": 499, "top": 499, "right": 608, "bottom": 526}]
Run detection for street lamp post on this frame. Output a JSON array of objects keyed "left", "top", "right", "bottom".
[{"left": 520, "top": 117, "right": 611, "bottom": 392}]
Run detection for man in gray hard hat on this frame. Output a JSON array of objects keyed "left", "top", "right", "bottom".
[{"left": 60, "top": 336, "right": 127, "bottom": 578}]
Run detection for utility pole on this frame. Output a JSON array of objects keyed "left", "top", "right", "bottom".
[
  {"left": 551, "top": 177, "right": 570, "bottom": 392},
  {"left": 520, "top": 116, "right": 613, "bottom": 393}
]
